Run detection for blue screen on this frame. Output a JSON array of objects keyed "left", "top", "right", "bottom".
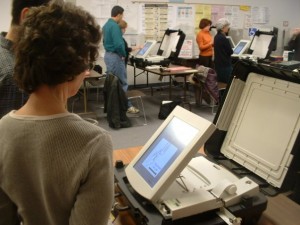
[
  {"left": 133, "top": 116, "right": 198, "bottom": 187},
  {"left": 233, "top": 41, "right": 247, "bottom": 54},
  {"left": 136, "top": 42, "right": 153, "bottom": 56}
]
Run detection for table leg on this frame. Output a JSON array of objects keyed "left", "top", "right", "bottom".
[
  {"left": 183, "top": 76, "right": 187, "bottom": 102},
  {"left": 169, "top": 76, "right": 172, "bottom": 99},
  {"left": 134, "top": 65, "right": 136, "bottom": 87},
  {"left": 146, "top": 71, "right": 149, "bottom": 87}
]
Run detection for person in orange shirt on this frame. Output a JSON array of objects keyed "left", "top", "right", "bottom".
[{"left": 196, "top": 18, "right": 214, "bottom": 68}]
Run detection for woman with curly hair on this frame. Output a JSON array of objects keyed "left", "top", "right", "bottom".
[{"left": 0, "top": 1, "right": 113, "bottom": 225}]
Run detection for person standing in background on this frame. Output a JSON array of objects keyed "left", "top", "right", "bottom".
[
  {"left": 0, "top": 0, "right": 50, "bottom": 118},
  {"left": 196, "top": 18, "right": 214, "bottom": 68},
  {"left": 288, "top": 28, "right": 300, "bottom": 61},
  {"left": 214, "top": 18, "right": 233, "bottom": 83},
  {"left": 0, "top": 1, "right": 114, "bottom": 224},
  {"left": 118, "top": 20, "right": 142, "bottom": 67},
  {"left": 102, "top": 6, "right": 139, "bottom": 113}
]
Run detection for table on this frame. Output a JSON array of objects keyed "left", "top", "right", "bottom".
[
  {"left": 130, "top": 63, "right": 150, "bottom": 87},
  {"left": 113, "top": 146, "right": 300, "bottom": 225},
  {"left": 143, "top": 66, "right": 198, "bottom": 102},
  {"left": 129, "top": 62, "right": 198, "bottom": 100},
  {"left": 173, "top": 57, "right": 200, "bottom": 68}
]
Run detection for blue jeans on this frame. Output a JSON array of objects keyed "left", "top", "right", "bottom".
[
  {"left": 104, "top": 52, "right": 128, "bottom": 92},
  {"left": 104, "top": 52, "right": 132, "bottom": 107}
]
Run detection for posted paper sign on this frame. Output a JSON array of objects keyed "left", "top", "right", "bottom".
[{"left": 178, "top": 39, "right": 193, "bottom": 58}]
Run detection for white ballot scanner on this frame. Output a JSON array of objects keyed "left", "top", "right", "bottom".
[{"left": 115, "top": 106, "right": 267, "bottom": 225}]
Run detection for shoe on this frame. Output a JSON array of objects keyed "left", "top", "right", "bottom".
[{"left": 127, "top": 106, "right": 140, "bottom": 114}]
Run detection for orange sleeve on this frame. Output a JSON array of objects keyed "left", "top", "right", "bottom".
[{"left": 196, "top": 31, "right": 213, "bottom": 56}]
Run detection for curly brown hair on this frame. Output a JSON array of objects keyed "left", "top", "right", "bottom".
[
  {"left": 14, "top": 0, "right": 101, "bottom": 94},
  {"left": 199, "top": 18, "right": 212, "bottom": 29},
  {"left": 11, "top": 0, "right": 50, "bottom": 26}
]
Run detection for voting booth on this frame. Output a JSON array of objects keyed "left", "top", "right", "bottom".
[
  {"left": 247, "top": 27, "right": 278, "bottom": 59},
  {"left": 114, "top": 105, "right": 269, "bottom": 225},
  {"left": 132, "top": 29, "right": 186, "bottom": 68},
  {"left": 231, "top": 27, "right": 278, "bottom": 61},
  {"left": 114, "top": 59, "right": 300, "bottom": 225}
]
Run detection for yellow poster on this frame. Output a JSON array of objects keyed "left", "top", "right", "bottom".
[{"left": 194, "top": 5, "right": 211, "bottom": 33}]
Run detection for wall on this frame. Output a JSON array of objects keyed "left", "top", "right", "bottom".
[
  {"left": 83, "top": 0, "right": 300, "bottom": 85},
  {"left": 1, "top": 0, "right": 300, "bottom": 86},
  {"left": 0, "top": 1, "right": 11, "bottom": 32}
]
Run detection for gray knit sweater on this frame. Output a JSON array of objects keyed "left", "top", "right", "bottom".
[{"left": 0, "top": 111, "right": 114, "bottom": 225}]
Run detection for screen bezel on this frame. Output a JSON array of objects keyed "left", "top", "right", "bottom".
[
  {"left": 135, "top": 40, "right": 157, "bottom": 59},
  {"left": 125, "top": 106, "right": 215, "bottom": 202},
  {"left": 232, "top": 39, "right": 250, "bottom": 55}
]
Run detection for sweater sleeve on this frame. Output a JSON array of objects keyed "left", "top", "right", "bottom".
[
  {"left": 196, "top": 31, "right": 212, "bottom": 51},
  {"left": 0, "top": 189, "right": 20, "bottom": 225},
  {"left": 69, "top": 132, "right": 114, "bottom": 225}
]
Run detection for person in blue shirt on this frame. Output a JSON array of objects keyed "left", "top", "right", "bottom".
[{"left": 102, "top": 6, "right": 139, "bottom": 114}]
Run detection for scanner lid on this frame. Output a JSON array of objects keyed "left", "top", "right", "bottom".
[{"left": 220, "top": 72, "right": 300, "bottom": 188}]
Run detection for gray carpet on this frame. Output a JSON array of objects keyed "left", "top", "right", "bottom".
[{"left": 69, "top": 86, "right": 216, "bottom": 150}]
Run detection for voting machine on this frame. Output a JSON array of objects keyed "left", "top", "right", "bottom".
[
  {"left": 231, "top": 27, "right": 278, "bottom": 63},
  {"left": 114, "top": 104, "right": 268, "bottom": 225},
  {"left": 133, "top": 29, "right": 186, "bottom": 68},
  {"left": 205, "top": 59, "right": 300, "bottom": 197}
]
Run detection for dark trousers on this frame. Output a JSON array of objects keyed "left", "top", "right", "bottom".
[
  {"left": 199, "top": 55, "right": 214, "bottom": 68},
  {"left": 215, "top": 66, "right": 232, "bottom": 83}
]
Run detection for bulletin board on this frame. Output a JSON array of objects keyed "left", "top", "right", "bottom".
[
  {"left": 76, "top": 0, "right": 270, "bottom": 57},
  {"left": 78, "top": 0, "right": 256, "bottom": 38}
]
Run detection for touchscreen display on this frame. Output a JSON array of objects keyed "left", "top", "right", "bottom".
[
  {"left": 233, "top": 42, "right": 247, "bottom": 54},
  {"left": 136, "top": 42, "right": 152, "bottom": 56},
  {"left": 133, "top": 116, "right": 198, "bottom": 187}
]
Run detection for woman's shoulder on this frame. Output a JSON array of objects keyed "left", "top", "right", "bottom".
[
  {"left": 68, "top": 114, "right": 109, "bottom": 135},
  {"left": 214, "top": 33, "right": 226, "bottom": 40},
  {"left": 61, "top": 115, "right": 112, "bottom": 152}
]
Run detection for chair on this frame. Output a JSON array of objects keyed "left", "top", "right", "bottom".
[
  {"left": 211, "top": 82, "right": 227, "bottom": 113},
  {"left": 189, "top": 66, "right": 226, "bottom": 113},
  {"left": 86, "top": 74, "right": 106, "bottom": 104},
  {"left": 69, "top": 73, "right": 106, "bottom": 128},
  {"left": 126, "top": 90, "right": 147, "bottom": 126},
  {"left": 194, "top": 81, "right": 227, "bottom": 113}
]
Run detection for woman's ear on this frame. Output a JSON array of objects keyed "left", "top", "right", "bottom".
[{"left": 20, "top": 8, "right": 30, "bottom": 24}]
